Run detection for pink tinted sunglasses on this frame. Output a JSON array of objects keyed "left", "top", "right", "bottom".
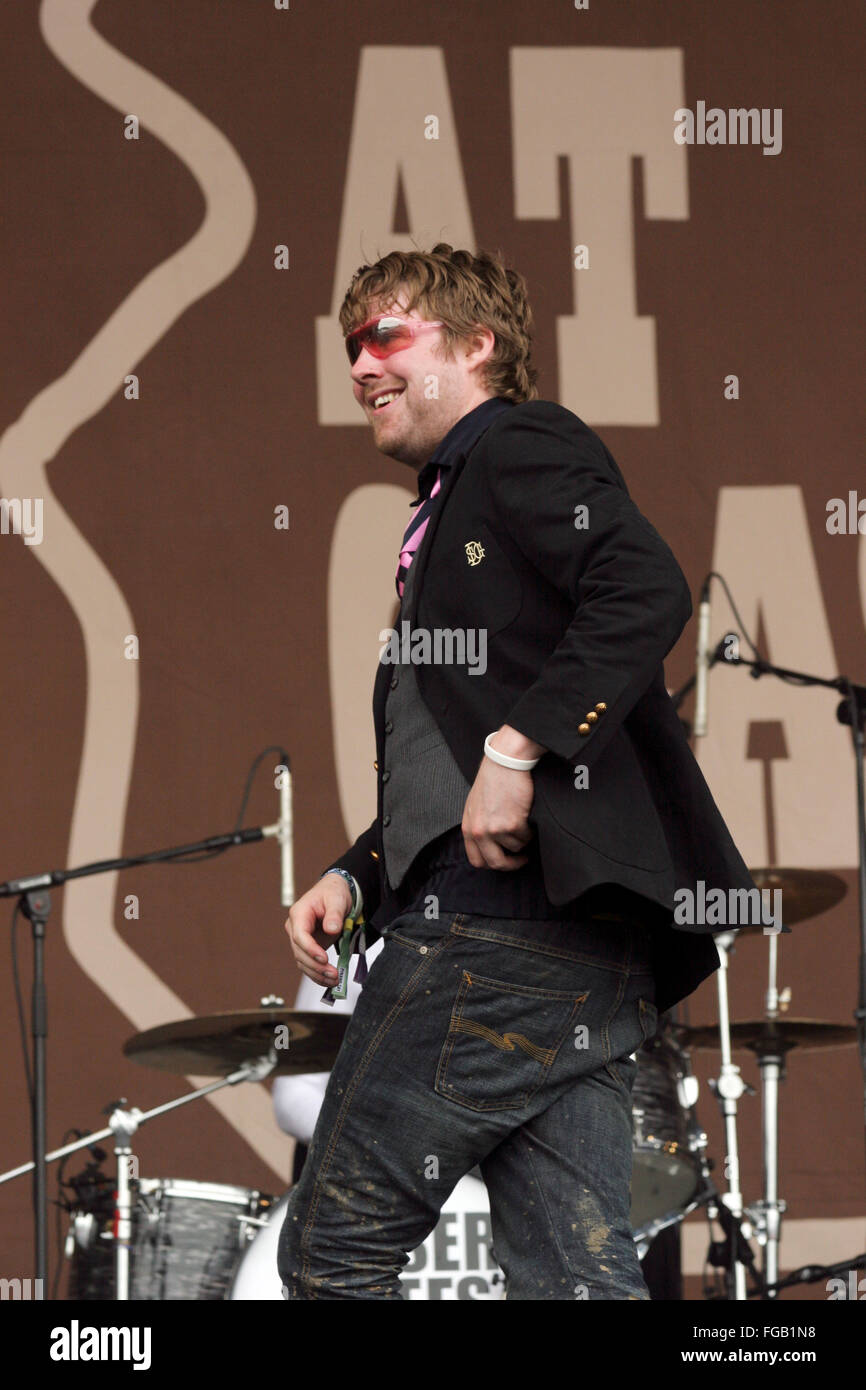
[{"left": 345, "top": 315, "right": 443, "bottom": 365}]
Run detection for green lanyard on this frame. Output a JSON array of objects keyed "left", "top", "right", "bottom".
[{"left": 324, "top": 912, "right": 365, "bottom": 1003}]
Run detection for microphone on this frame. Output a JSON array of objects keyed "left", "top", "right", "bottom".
[
  {"left": 277, "top": 752, "right": 293, "bottom": 908},
  {"left": 836, "top": 683, "right": 866, "bottom": 727},
  {"left": 694, "top": 576, "right": 711, "bottom": 738}
]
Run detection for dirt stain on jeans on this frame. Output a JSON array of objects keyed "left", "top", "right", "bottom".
[{"left": 576, "top": 1186, "right": 611, "bottom": 1256}]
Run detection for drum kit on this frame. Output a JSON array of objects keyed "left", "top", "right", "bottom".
[
  {"left": 16, "top": 867, "right": 858, "bottom": 1300},
  {"left": 630, "top": 866, "right": 854, "bottom": 1299}
]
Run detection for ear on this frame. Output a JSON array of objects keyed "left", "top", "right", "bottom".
[{"left": 462, "top": 324, "right": 496, "bottom": 372}]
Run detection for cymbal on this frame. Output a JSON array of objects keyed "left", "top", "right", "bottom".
[
  {"left": 738, "top": 868, "right": 847, "bottom": 931},
  {"left": 678, "top": 1018, "right": 857, "bottom": 1054},
  {"left": 123, "top": 1009, "right": 349, "bottom": 1076}
]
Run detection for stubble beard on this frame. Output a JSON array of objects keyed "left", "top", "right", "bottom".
[{"left": 375, "top": 395, "right": 449, "bottom": 469}]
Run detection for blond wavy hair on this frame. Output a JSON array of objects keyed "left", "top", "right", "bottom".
[{"left": 338, "top": 242, "right": 538, "bottom": 402}]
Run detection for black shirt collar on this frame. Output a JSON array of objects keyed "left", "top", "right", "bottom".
[{"left": 413, "top": 397, "right": 514, "bottom": 504}]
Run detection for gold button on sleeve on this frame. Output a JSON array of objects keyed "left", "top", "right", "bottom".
[
  {"left": 595, "top": 702, "right": 607, "bottom": 714},
  {"left": 578, "top": 722, "right": 591, "bottom": 736}
]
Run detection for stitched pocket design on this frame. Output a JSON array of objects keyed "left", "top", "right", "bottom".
[{"left": 435, "top": 969, "right": 589, "bottom": 1112}]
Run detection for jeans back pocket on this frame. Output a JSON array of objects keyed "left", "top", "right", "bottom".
[{"left": 435, "top": 969, "right": 589, "bottom": 1112}]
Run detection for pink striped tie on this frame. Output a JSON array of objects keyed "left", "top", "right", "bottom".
[{"left": 395, "top": 466, "right": 443, "bottom": 599}]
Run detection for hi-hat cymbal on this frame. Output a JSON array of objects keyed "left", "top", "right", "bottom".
[
  {"left": 678, "top": 1018, "right": 857, "bottom": 1054},
  {"left": 123, "top": 1009, "right": 348, "bottom": 1076},
  {"left": 738, "top": 868, "right": 847, "bottom": 931}
]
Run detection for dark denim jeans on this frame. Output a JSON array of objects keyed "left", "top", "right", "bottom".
[{"left": 277, "top": 908, "right": 658, "bottom": 1300}]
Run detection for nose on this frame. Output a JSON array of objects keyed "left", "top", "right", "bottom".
[
  {"left": 350, "top": 344, "right": 375, "bottom": 373},
  {"left": 350, "top": 349, "right": 384, "bottom": 390}
]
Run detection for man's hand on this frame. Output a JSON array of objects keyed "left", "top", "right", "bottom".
[
  {"left": 461, "top": 725, "right": 546, "bottom": 870},
  {"left": 285, "top": 874, "right": 353, "bottom": 986}
]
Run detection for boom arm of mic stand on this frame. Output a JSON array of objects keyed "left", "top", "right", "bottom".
[{"left": 0, "top": 1056, "right": 279, "bottom": 1187}]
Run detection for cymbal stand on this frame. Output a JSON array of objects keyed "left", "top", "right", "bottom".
[
  {"left": 743, "top": 929, "right": 789, "bottom": 1297},
  {"left": 706, "top": 930, "right": 752, "bottom": 1299}
]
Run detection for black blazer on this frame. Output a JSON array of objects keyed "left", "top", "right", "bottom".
[{"left": 334, "top": 400, "right": 757, "bottom": 1001}]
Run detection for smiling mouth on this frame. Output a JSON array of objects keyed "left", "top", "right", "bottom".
[{"left": 368, "top": 388, "right": 405, "bottom": 413}]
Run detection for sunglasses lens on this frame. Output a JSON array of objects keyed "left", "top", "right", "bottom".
[
  {"left": 370, "top": 319, "right": 411, "bottom": 355},
  {"left": 346, "top": 317, "right": 412, "bottom": 364}
]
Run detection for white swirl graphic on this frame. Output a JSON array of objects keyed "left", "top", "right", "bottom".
[{"left": 1, "top": 1, "right": 288, "bottom": 1182}]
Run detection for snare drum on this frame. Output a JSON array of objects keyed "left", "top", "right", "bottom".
[
  {"left": 131, "top": 1179, "right": 275, "bottom": 1300},
  {"left": 68, "top": 1178, "right": 275, "bottom": 1300}
]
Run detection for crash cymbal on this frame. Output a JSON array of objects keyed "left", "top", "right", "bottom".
[
  {"left": 678, "top": 1018, "right": 857, "bottom": 1054},
  {"left": 123, "top": 1008, "right": 348, "bottom": 1076},
  {"left": 737, "top": 868, "right": 847, "bottom": 931}
]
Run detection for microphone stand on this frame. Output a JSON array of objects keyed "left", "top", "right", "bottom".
[
  {"left": 0, "top": 819, "right": 285, "bottom": 1286},
  {"left": 709, "top": 651, "right": 866, "bottom": 1184},
  {"left": 671, "top": 643, "right": 866, "bottom": 1250}
]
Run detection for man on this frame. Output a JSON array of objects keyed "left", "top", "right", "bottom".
[{"left": 279, "top": 243, "right": 756, "bottom": 1300}]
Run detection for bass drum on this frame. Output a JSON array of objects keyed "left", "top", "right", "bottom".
[{"left": 230, "top": 1170, "right": 505, "bottom": 1300}]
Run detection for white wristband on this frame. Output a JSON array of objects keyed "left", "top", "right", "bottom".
[{"left": 484, "top": 732, "right": 540, "bottom": 770}]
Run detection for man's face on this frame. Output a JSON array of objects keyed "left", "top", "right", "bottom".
[{"left": 349, "top": 298, "right": 491, "bottom": 467}]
